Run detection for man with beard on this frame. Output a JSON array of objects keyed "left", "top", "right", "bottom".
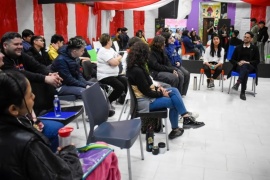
[
  {"left": 228, "top": 31, "right": 260, "bottom": 100},
  {"left": 0, "top": 32, "right": 62, "bottom": 114}
]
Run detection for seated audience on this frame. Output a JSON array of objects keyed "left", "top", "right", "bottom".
[
  {"left": 181, "top": 30, "right": 200, "bottom": 60},
  {"left": 136, "top": 30, "right": 147, "bottom": 44},
  {"left": 218, "top": 24, "right": 228, "bottom": 49},
  {"left": 0, "top": 46, "right": 63, "bottom": 152},
  {"left": 203, "top": 34, "right": 224, "bottom": 88},
  {"left": 0, "top": 71, "right": 83, "bottom": 179},
  {"left": 22, "top": 29, "right": 34, "bottom": 52},
  {"left": 48, "top": 34, "right": 64, "bottom": 61},
  {"left": 97, "top": 33, "right": 127, "bottom": 104},
  {"left": 148, "top": 36, "right": 183, "bottom": 95},
  {"left": 1, "top": 32, "right": 62, "bottom": 115},
  {"left": 26, "top": 35, "right": 51, "bottom": 66},
  {"left": 228, "top": 31, "right": 260, "bottom": 100},
  {"left": 118, "top": 27, "right": 129, "bottom": 50},
  {"left": 126, "top": 42, "right": 205, "bottom": 139},
  {"left": 228, "top": 30, "right": 243, "bottom": 46},
  {"left": 162, "top": 32, "right": 190, "bottom": 96},
  {"left": 51, "top": 37, "right": 94, "bottom": 98},
  {"left": 190, "top": 30, "right": 205, "bottom": 58}
]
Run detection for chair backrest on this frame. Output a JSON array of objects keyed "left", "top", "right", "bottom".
[
  {"left": 81, "top": 60, "right": 94, "bottom": 80},
  {"left": 113, "top": 41, "right": 120, "bottom": 53},
  {"left": 86, "top": 45, "right": 92, "bottom": 50},
  {"left": 92, "top": 41, "right": 102, "bottom": 52},
  {"left": 227, "top": 45, "right": 236, "bottom": 61},
  {"left": 87, "top": 49, "right": 97, "bottom": 62},
  {"left": 181, "top": 42, "right": 186, "bottom": 55},
  {"left": 127, "top": 81, "right": 139, "bottom": 119},
  {"left": 81, "top": 83, "right": 109, "bottom": 138}
]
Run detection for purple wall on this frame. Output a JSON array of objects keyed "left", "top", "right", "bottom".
[
  {"left": 186, "top": 0, "right": 200, "bottom": 31},
  {"left": 227, "top": 3, "right": 236, "bottom": 25},
  {"left": 186, "top": 0, "right": 236, "bottom": 31}
]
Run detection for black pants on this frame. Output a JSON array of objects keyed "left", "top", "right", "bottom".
[
  {"left": 203, "top": 63, "right": 222, "bottom": 79},
  {"left": 99, "top": 75, "right": 127, "bottom": 103},
  {"left": 236, "top": 64, "right": 255, "bottom": 92}
]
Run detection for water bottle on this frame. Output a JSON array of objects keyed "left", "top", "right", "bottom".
[
  {"left": 53, "top": 95, "right": 61, "bottom": 117},
  {"left": 58, "top": 127, "right": 73, "bottom": 147},
  {"left": 193, "top": 76, "right": 197, "bottom": 90},
  {"left": 146, "top": 126, "right": 154, "bottom": 152}
]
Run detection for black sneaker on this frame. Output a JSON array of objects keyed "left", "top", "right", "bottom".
[
  {"left": 232, "top": 83, "right": 239, "bottom": 91},
  {"left": 207, "top": 79, "right": 211, "bottom": 88},
  {"left": 209, "top": 79, "right": 215, "bottom": 88},
  {"left": 108, "top": 109, "right": 115, "bottom": 117},
  {"left": 240, "top": 93, "right": 246, "bottom": 100},
  {"left": 169, "top": 128, "right": 184, "bottom": 139},
  {"left": 183, "top": 116, "right": 205, "bottom": 129}
]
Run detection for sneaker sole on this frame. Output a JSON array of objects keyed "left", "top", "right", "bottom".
[
  {"left": 183, "top": 123, "right": 205, "bottom": 129},
  {"left": 168, "top": 132, "right": 184, "bottom": 139}
]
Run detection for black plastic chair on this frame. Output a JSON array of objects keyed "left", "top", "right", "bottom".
[
  {"left": 81, "top": 83, "right": 144, "bottom": 180},
  {"left": 127, "top": 81, "right": 170, "bottom": 151}
]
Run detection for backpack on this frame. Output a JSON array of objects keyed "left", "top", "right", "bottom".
[{"left": 140, "top": 117, "right": 162, "bottom": 134}]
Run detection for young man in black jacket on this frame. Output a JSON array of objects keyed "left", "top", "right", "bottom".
[
  {"left": 228, "top": 32, "right": 260, "bottom": 100},
  {"left": 1, "top": 32, "right": 62, "bottom": 114},
  {"left": 257, "top": 21, "right": 269, "bottom": 63}
]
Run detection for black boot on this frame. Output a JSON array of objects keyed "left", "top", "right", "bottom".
[{"left": 183, "top": 116, "right": 205, "bottom": 129}]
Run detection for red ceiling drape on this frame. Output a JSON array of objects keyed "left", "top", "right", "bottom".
[
  {"left": 33, "top": 0, "right": 44, "bottom": 35},
  {"left": 96, "top": 10, "right": 102, "bottom": 40},
  {"left": 242, "top": 0, "right": 270, "bottom": 6},
  {"left": 0, "top": 0, "right": 18, "bottom": 38},
  {"left": 75, "top": 3, "right": 90, "bottom": 44},
  {"left": 55, "top": 3, "right": 68, "bottom": 43},
  {"left": 93, "top": 0, "right": 159, "bottom": 14},
  {"left": 109, "top": 11, "right": 124, "bottom": 36}
]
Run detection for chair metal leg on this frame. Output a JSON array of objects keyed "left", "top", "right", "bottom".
[
  {"left": 202, "top": 73, "right": 204, "bottom": 85},
  {"left": 139, "top": 132, "right": 144, "bottom": 160},
  {"left": 164, "top": 118, "right": 169, "bottom": 151},
  {"left": 228, "top": 76, "right": 233, "bottom": 94},
  {"left": 82, "top": 113, "right": 88, "bottom": 140},
  {"left": 127, "top": 149, "right": 132, "bottom": 180},
  {"left": 198, "top": 73, "right": 202, "bottom": 90},
  {"left": 125, "top": 109, "right": 130, "bottom": 120},
  {"left": 76, "top": 119, "right": 79, "bottom": 129},
  {"left": 124, "top": 99, "right": 129, "bottom": 113},
  {"left": 118, "top": 100, "right": 127, "bottom": 121},
  {"left": 253, "top": 78, "right": 256, "bottom": 97},
  {"left": 221, "top": 74, "right": 224, "bottom": 92}
]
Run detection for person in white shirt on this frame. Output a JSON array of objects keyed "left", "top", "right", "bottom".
[
  {"left": 97, "top": 33, "right": 127, "bottom": 104},
  {"left": 203, "top": 34, "right": 224, "bottom": 88}
]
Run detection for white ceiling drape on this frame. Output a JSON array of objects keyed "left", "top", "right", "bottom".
[{"left": 130, "top": 0, "right": 173, "bottom": 11}]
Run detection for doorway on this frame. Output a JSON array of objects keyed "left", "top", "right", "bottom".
[{"left": 203, "top": 18, "right": 214, "bottom": 46}]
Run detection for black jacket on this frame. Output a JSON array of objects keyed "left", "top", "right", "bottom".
[
  {"left": 126, "top": 65, "right": 163, "bottom": 98},
  {"left": 257, "top": 26, "right": 269, "bottom": 43},
  {"left": 148, "top": 46, "right": 176, "bottom": 79},
  {"left": 0, "top": 114, "right": 83, "bottom": 180},
  {"left": 228, "top": 44, "right": 260, "bottom": 84},
  {"left": 118, "top": 33, "right": 129, "bottom": 50},
  {"left": 1, "top": 51, "right": 50, "bottom": 83},
  {"left": 51, "top": 46, "right": 91, "bottom": 87},
  {"left": 26, "top": 47, "right": 52, "bottom": 66}
]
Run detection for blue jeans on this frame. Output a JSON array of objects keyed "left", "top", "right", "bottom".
[
  {"left": 41, "top": 120, "right": 64, "bottom": 152},
  {"left": 149, "top": 87, "right": 187, "bottom": 129}
]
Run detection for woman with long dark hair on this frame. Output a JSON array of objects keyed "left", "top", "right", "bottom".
[
  {"left": 126, "top": 42, "right": 204, "bottom": 139},
  {"left": 203, "top": 34, "right": 224, "bottom": 88},
  {"left": 0, "top": 71, "right": 82, "bottom": 179}
]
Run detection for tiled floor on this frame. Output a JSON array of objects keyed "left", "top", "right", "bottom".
[{"left": 70, "top": 73, "right": 270, "bottom": 180}]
